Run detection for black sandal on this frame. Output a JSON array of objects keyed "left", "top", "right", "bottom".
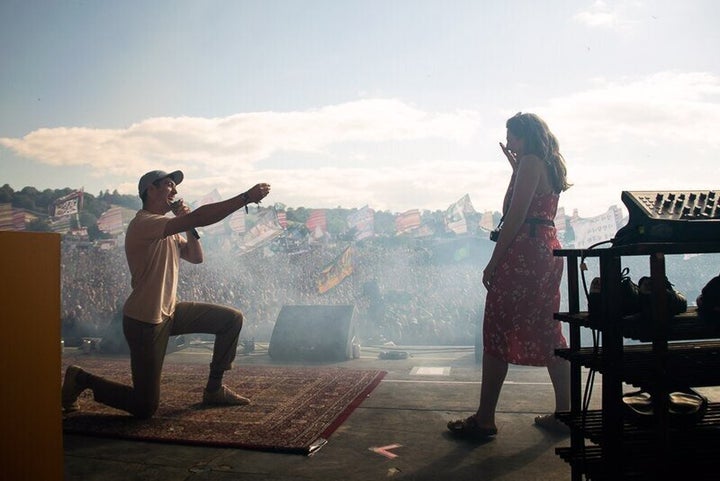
[{"left": 447, "top": 415, "right": 498, "bottom": 438}]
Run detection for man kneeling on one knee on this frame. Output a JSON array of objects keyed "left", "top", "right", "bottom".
[{"left": 62, "top": 170, "right": 271, "bottom": 418}]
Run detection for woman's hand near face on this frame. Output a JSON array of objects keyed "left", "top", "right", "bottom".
[{"left": 499, "top": 142, "right": 518, "bottom": 170}]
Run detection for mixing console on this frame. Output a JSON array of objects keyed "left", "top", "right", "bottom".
[{"left": 612, "top": 190, "right": 720, "bottom": 245}]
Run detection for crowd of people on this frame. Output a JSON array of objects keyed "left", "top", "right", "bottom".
[
  {"left": 62, "top": 232, "right": 718, "bottom": 345},
  {"left": 60, "top": 234, "right": 720, "bottom": 350},
  {"left": 61, "top": 236, "right": 490, "bottom": 348}
]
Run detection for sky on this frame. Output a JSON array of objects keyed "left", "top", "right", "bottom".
[{"left": 1, "top": 0, "right": 719, "bottom": 217}]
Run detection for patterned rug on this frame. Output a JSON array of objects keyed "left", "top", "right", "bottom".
[{"left": 62, "top": 357, "right": 386, "bottom": 454}]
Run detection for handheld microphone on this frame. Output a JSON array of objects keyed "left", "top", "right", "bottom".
[{"left": 170, "top": 200, "right": 201, "bottom": 239}]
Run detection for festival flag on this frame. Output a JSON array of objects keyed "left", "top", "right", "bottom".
[
  {"left": 243, "top": 208, "right": 284, "bottom": 250},
  {"left": 317, "top": 245, "right": 354, "bottom": 294},
  {"left": 444, "top": 194, "right": 476, "bottom": 235},
  {"left": 228, "top": 209, "right": 246, "bottom": 234},
  {"left": 479, "top": 210, "right": 495, "bottom": 232},
  {"left": 68, "top": 227, "right": 88, "bottom": 240},
  {"left": 276, "top": 210, "right": 287, "bottom": 229},
  {"left": 0, "top": 204, "right": 14, "bottom": 231},
  {"left": 346, "top": 205, "right": 374, "bottom": 241},
  {"left": 49, "top": 216, "right": 72, "bottom": 234},
  {"left": 97, "top": 206, "right": 125, "bottom": 236},
  {"left": 569, "top": 205, "right": 624, "bottom": 248},
  {"left": 193, "top": 189, "right": 226, "bottom": 235},
  {"left": 52, "top": 189, "right": 83, "bottom": 217},
  {"left": 395, "top": 209, "right": 421, "bottom": 235},
  {"left": 0, "top": 203, "right": 26, "bottom": 231},
  {"left": 306, "top": 209, "right": 327, "bottom": 237},
  {"left": 12, "top": 210, "right": 26, "bottom": 231}
]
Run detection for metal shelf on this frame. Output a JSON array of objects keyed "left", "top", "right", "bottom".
[
  {"left": 555, "top": 308, "right": 720, "bottom": 342},
  {"left": 555, "top": 342, "right": 720, "bottom": 388},
  {"left": 554, "top": 243, "right": 720, "bottom": 481},
  {"left": 555, "top": 445, "right": 719, "bottom": 481}
]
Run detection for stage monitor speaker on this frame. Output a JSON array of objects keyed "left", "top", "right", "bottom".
[{"left": 269, "top": 305, "right": 356, "bottom": 362}]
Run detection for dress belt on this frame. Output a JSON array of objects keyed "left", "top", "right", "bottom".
[{"left": 525, "top": 218, "right": 555, "bottom": 237}]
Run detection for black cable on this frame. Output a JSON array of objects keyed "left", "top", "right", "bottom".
[{"left": 576, "top": 238, "right": 612, "bottom": 457}]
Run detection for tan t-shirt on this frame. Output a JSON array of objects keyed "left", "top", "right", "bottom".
[{"left": 122, "top": 210, "right": 181, "bottom": 324}]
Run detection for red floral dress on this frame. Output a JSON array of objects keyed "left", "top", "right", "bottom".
[{"left": 483, "top": 180, "right": 567, "bottom": 366}]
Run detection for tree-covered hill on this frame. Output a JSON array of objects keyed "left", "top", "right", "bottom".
[{"left": 0, "top": 183, "right": 462, "bottom": 241}]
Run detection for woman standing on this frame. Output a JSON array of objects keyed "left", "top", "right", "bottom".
[{"left": 448, "top": 112, "right": 572, "bottom": 438}]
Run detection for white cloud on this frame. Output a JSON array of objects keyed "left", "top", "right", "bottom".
[
  {"left": 538, "top": 71, "right": 720, "bottom": 216},
  {"left": 0, "top": 99, "right": 480, "bottom": 176},
  {"left": 0, "top": 98, "right": 485, "bottom": 212},
  {"left": 572, "top": 0, "right": 641, "bottom": 30},
  {"left": 543, "top": 71, "right": 720, "bottom": 151},
  {"left": 258, "top": 159, "right": 510, "bottom": 213}
]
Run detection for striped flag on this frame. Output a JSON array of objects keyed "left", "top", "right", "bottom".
[
  {"left": 12, "top": 210, "right": 26, "bottom": 231},
  {"left": 276, "top": 210, "right": 287, "bottom": 229},
  {"left": 0, "top": 203, "right": 14, "bottom": 231},
  {"left": 0, "top": 204, "right": 28, "bottom": 231},
  {"left": 306, "top": 209, "right": 327, "bottom": 236},
  {"left": 395, "top": 209, "right": 421, "bottom": 235},
  {"left": 347, "top": 205, "right": 374, "bottom": 240},
  {"left": 228, "top": 209, "right": 246, "bottom": 234},
  {"left": 97, "top": 207, "right": 125, "bottom": 235},
  {"left": 317, "top": 245, "right": 354, "bottom": 294}
]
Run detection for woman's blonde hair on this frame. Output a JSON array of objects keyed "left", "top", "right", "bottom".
[{"left": 506, "top": 112, "right": 571, "bottom": 192}]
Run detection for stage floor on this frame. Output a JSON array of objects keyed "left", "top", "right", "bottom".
[{"left": 59, "top": 343, "right": 645, "bottom": 481}]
